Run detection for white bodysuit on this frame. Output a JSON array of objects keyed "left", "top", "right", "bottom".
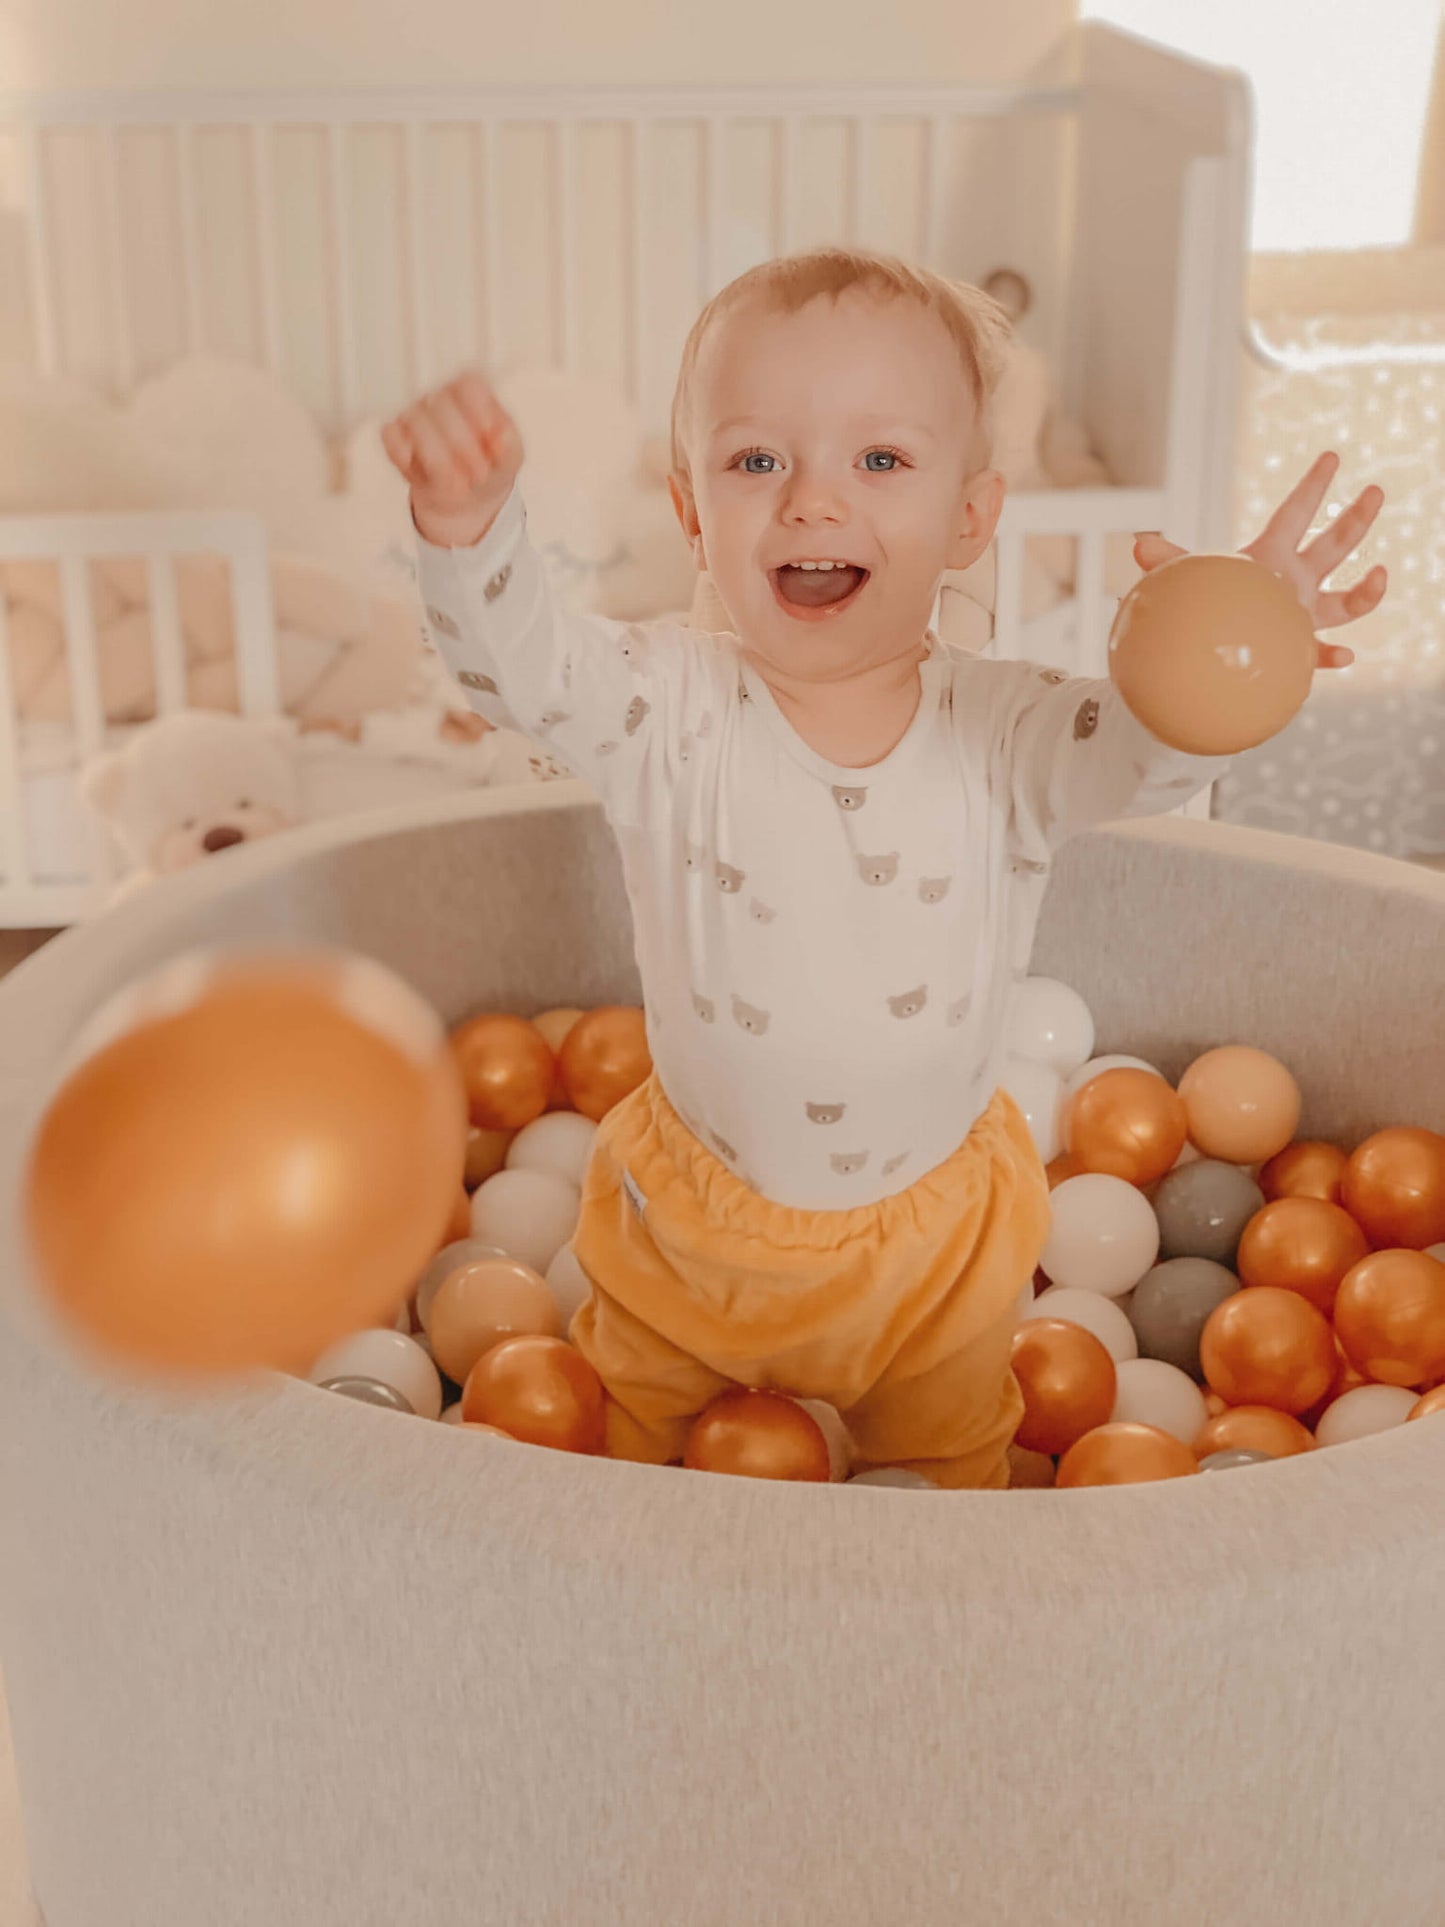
[{"left": 416, "top": 488, "right": 1231, "bottom": 1210}]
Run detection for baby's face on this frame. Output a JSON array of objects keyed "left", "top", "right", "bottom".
[{"left": 670, "top": 291, "right": 1003, "bottom": 683}]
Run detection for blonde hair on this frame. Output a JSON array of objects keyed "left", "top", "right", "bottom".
[{"left": 668, "top": 246, "right": 1014, "bottom": 486}]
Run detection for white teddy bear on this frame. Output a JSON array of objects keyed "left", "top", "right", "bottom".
[{"left": 83, "top": 709, "right": 301, "bottom": 895}]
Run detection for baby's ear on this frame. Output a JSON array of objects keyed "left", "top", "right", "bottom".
[{"left": 667, "top": 472, "right": 702, "bottom": 548}]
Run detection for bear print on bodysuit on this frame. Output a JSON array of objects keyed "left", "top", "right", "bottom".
[
  {"left": 731, "top": 995, "right": 770, "bottom": 1035},
  {"left": 806, "top": 1102, "right": 846, "bottom": 1124},
  {"left": 887, "top": 985, "right": 928, "bottom": 1019},
  {"left": 857, "top": 852, "right": 899, "bottom": 887}
]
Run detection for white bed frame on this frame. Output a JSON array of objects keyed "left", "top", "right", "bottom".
[{"left": 0, "top": 24, "right": 1250, "bottom": 925}]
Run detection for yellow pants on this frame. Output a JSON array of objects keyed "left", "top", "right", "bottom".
[{"left": 569, "top": 1073, "right": 1051, "bottom": 1490}]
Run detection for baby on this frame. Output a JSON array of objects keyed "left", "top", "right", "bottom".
[{"left": 383, "top": 247, "right": 1384, "bottom": 1488}]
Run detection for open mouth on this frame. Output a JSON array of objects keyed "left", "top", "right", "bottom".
[{"left": 770, "top": 563, "right": 870, "bottom": 621}]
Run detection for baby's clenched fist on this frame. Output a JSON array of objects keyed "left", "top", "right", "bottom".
[{"left": 381, "top": 369, "right": 525, "bottom": 549}]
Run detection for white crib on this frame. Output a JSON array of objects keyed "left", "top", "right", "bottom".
[{"left": 0, "top": 23, "right": 1250, "bottom": 925}]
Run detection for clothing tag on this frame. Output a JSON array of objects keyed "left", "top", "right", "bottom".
[{"left": 621, "top": 1168, "right": 648, "bottom": 1220}]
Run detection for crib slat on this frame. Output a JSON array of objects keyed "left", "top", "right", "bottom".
[
  {"left": 147, "top": 554, "right": 187, "bottom": 715},
  {"left": 476, "top": 119, "right": 502, "bottom": 370},
  {"left": 0, "top": 588, "right": 30, "bottom": 889},
  {"left": 327, "top": 122, "right": 360, "bottom": 432},
  {"left": 100, "top": 124, "right": 133, "bottom": 395},
  {"left": 991, "top": 531, "right": 1025, "bottom": 662},
  {"left": 777, "top": 116, "right": 799, "bottom": 254},
  {"left": 22, "top": 126, "right": 60, "bottom": 378},
  {"left": 1074, "top": 529, "right": 1109, "bottom": 679},
  {"left": 555, "top": 120, "right": 579, "bottom": 372},
  {"left": 627, "top": 118, "right": 647, "bottom": 412},
  {"left": 922, "top": 115, "right": 945, "bottom": 265},
  {"left": 703, "top": 115, "right": 724, "bottom": 301},
  {"left": 175, "top": 123, "right": 205, "bottom": 354},
  {"left": 404, "top": 120, "right": 432, "bottom": 394},
  {"left": 57, "top": 554, "right": 114, "bottom": 889},
  {"left": 847, "top": 116, "right": 869, "bottom": 245},
  {"left": 227, "top": 520, "right": 280, "bottom": 717},
  {"left": 249, "top": 122, "right": 284, "bottom": 376}
]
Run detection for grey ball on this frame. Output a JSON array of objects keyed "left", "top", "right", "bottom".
[
  {"left": 317, "top": 1375, "right": 415, "bottom": 1415},
  {"left": 1199, "top": 1449, "right": 1275, "bottom": 1472},
  {"left": 1128, "top": 1257, "right": 1241, "bottom": 1381},
  {"left": 1152, "top": 1159, "right": 1265, "bottom": 1266}
]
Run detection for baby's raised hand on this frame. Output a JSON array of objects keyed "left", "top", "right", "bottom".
[
  {"left": 1133, "top": 452, "right": 1387, "bottom": 671},
  {"left": 381, "top": 369, "right": 525, "bottom": 549}
]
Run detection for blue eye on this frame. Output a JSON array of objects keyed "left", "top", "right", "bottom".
[
  {"left": 739, "top": 451, "right": 776, "bottom": 474},
  {"left": 864, "top": 449, "right": 902, "bottom": 471}
]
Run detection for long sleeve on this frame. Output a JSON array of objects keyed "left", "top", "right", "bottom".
[
  {"left": 967, "top": 659, "right": 1235, "bottom": 866},
  {"left": 413, "top": 485, "right": 700, "bottom": 824}
]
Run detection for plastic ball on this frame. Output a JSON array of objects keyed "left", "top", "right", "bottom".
[
  {"left": 1340, "top": 1128, "right": 1445, "bottom": 1250},
  {"left": 796, "top": 1399, "right": 854, "bottom": 1482},
  {"left": 1059, "top": 1054, "right": 1164, "bottom": 1113},
  {"left": 1192, "top": 1405, "right": 1315, "bottom": 1459},
  {"left": 684, "top": 1390, "right": 832, "bottom": 1482},
  {"left": 1152, "top": 1160, "right": 1265, "bottom": 1267},
  {"left": 460, "top": 1334, "right": 605, "bottom": 1453},
  {"left": 1040, "top": 1173, "right": 1160, "bottom": 1297},
  {"left": 558, "top": 1006, "right": 652, "bottom": 1121},
  {"left": 1332, "top": 1249, "right": 1445, "bottom": 1388},
  {"left": 1198, "top": 1449, "right": 1274, "bottom": 1471},
  {"left": 469, "top": 1167, "right": 581, "bottom": 1275},
  {"left": 1127, "top": 1257, "right": 1240, "bottom": 1380},
  {"left": 1003, "top": 976, "right": 1095, "bottom": 1077},
  {"left": 1063, "top": 1068, "right": 1188, "bottom": 1188},
  {"left": 1407, "top": 1384, "right": 1445, "bottom": 1421},
  {"left": 1010, "top": 1319, "right": 1118, "bottom": 1456},
  {"left": 1298, "top": 1335, "right": 1371, "bottom": 1430},
  {"left": 1055, "top": 1421, "right": 1199, "bottom": 1487},
  {"left": 1107, "top": 551, "right": 1317, "bottom": 755},
  {"left": 307, "top": 1328, "right": 443, "bottom": 1421},
  {"left": 1235, "top": 1197, "right": 1369, "bottom": 1314},
  {"left": 1109, "top": 1356, "right": 1208, "bottom": 1447},
  {"left": 449, "top": 1012, "right": 556, "bottom": 1131},
  {"left": 1199, "top": 1286, "right": 1335, "bottom": 1414},
  {"left": 426, "top": 1255, "right": 562, "bottom": 1385},
  {"left": 24, "top": 950, "right": 467, "bottom": 1378},
  {"left": 1001, "top": 1056, "right": 1065, "bottom": 1164},
  {"left": 1046, "top": 1152, "right": 1083, "bottom": 1189},
  {"left": 544, "top": 1243, "right": 595, "bottom": 1329},
  {"left": 504, "top": 1111, "right": 598, "bottom": 1189},
  {"left": 464, "top": 1126, "right": 513, "bottom": 1188},
  {"left": 1006, "top": 1443, "right": 1057, "bottom": 1488},
  {"left": 440, "top": 1402, "right": 465, "bottom": 1425},
  {"left": 1029, "top": 1285, "right": 1139, "bottom": 1363},
  {"left": 1177, "top": 1046, "right": 1301, "bottom": 1165},
  {"left": 414, "top": 1236, "right": 509, "bottom": 1333},
  {"left": 531, "top": 1006, "right": 585, "bottom": 1110},
  {"left": 316, "top": 1375, "right": 414, "bottom": 1414},
  {"left": 1257, "top": 1139, "right": 1348, "bottom": 1205},
  {"left": 1313, "top": 1383, "right": 1418, "bottom": 1448}
]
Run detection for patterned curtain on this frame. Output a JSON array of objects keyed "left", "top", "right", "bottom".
[{"left": 1211, "top": 246, "right": 1445, "bottom": 860}]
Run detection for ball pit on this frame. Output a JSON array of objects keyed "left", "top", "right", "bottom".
[{"left": 1, "top": 787, "right": 1444, "bottom": 1924}]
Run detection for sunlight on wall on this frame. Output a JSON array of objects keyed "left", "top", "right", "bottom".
[{"left": 1080, "top": 0, "right": 1442, "bottom": 251}]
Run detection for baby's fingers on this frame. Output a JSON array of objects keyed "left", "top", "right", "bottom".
[
  {"left": 419, "top": 387, "right": 494, "bottom": 490},
  {"left": 379, "top": 416, "right": 420, "bottom": 484}
]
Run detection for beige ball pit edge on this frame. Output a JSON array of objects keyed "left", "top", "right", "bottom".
[{"left": 1, "top": 784, "right": 1442, "bottom": 1926}]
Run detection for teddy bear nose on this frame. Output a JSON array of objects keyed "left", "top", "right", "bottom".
[{"left": 202, "top": 826, "right": 245, "bottom": 853}]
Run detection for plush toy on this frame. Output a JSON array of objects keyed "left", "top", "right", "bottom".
[{"left": 82, "top": 709, "right": 301, "bottom": 894}]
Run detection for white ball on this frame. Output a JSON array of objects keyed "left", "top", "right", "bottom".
[
  {"left": 1004, "top": 976, "right": 1096, "bottom": 1077},
  {"left": 848, "top": 1468, "right": 937, "bottom": 1490},
  {"left": 504, "top": 1111, "right": 598, "bottom": 1189},
  {"left": 544, "top": 1243, "right": 595, "bottom": 1329},
  {"left": 1001, "top": 1056, "right": 1065, "bottom": 1164},
  {"left": 797, "top": 1399, "right": 853, "bottom": 1482},
  {"left": 1109, "top": 1356, "right": 1207, "bottom": 1446},
  {"left": 1426, "top": 1243, "right": 1445, "bottom": 1263},
  {"left": 440, "top": 1402, "right": 465, "bottom": 1425},
  {"left": 1029, "top": 1285, "right": 1139, "bottom": 1363},
  {"left": 1314, "top": 1383, "right": 1418, "bottom": 1448},
  {"left": 470, "top": 1168, "right": 580, "bottom": 1275},
  {"left": 1041, "top": 1173, "right": 1160, "bottom": 1298},
  {"left": 306, "top": 1328, "right": 443, "bottom": 1421},
  {"left": 1059, "top": 1053, "right": 1164, "bottom": 1112}
]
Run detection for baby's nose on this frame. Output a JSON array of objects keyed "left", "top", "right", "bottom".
[{"left": 203, "top": 825, "right": 245, "bottom": 853}]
